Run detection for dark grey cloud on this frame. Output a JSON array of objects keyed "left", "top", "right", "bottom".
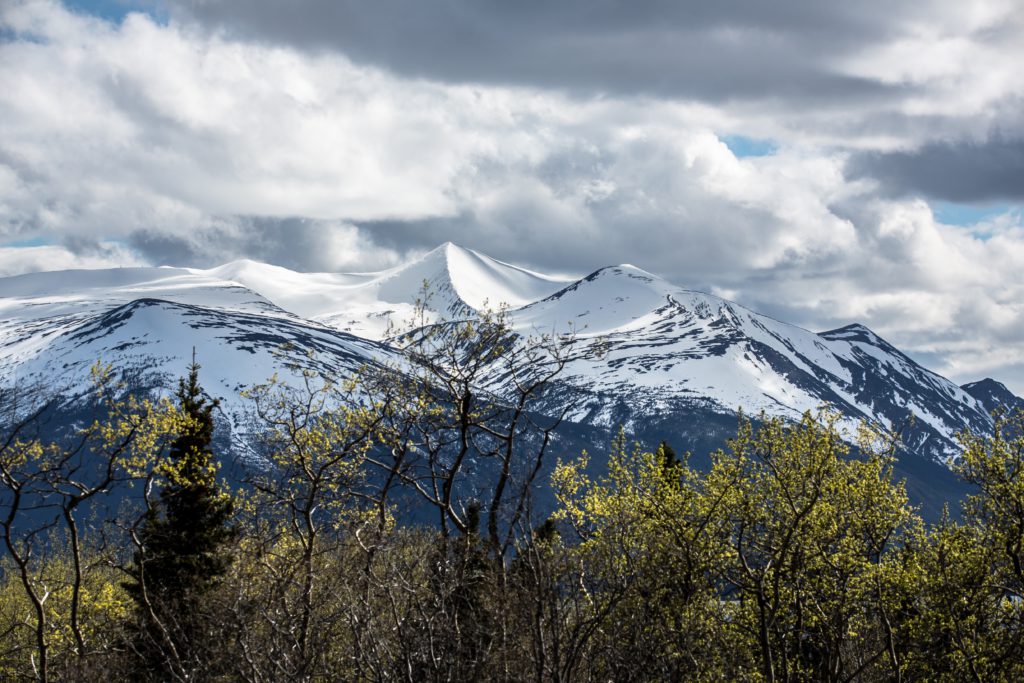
[
  {"left": 128, "top": 218, "right": 332, "bottom": 270},
  {"left": 169, "top": 0, "right": 915, "bottom": 103},
  {"left": 128, "top": 217, "right": 396, "bottom": 271},
  {"left": 847, "top": 137, "right": 1024, "bottom": 203},
  {"left": 127, "top": 228, "right": 204, "bottom": 266}
]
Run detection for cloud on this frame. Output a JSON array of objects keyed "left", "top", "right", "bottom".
[
  {"left": 163, "top": 1, "right": 986, "bottom": 102},
  {"left": 359, "top": 131, "right": 860, "bottom": 281},
  {"left": 4, "top": 0, "right": 863, "bottom": 276},
  {"left": 167, "top": 1, "right": 1024, "bottom": 145},
  {"left": 127, "top": 217, "right": 402, "bottom": 271},
  {"left": 168, "top": 0, "right": 1024, "bottom": 213},
  {"left": 0, "top": 242, "right": 144, "bottom": 276},
  {"left": 0, "top": 4, "right": 489, "bottom": 232},
  {"left": 1, "top": 1, "right": 1024, "bottom": 394},
  {"left": 847, "top": 138, "right": 1024, "bottom": 202}
]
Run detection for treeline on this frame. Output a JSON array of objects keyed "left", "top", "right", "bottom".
[{"left": 1, "top": 311, "right": 1024, "bottom": 681}]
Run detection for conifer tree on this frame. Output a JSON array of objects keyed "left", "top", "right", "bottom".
[
  {"left": 658, "top": 440, "right": 680, "bottom": 471},
  {"left": 125, "top": 358, "right": 235, "bottom": 678}
]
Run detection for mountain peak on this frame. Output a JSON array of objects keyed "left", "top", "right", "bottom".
[
  {"left": 609, "top": 263, "right": 663, "bottom": 281},
  {"left": 962, "top": 378, "right": 1024, "bottom": 416},
  {"left": 379, "top": 243, "right": 572, "bottom": 312},
  {"left": 819, "top": 322, "right": 882, "bottom": 342},
  {"left": 420, "top": 240, "right": 469, "bottom": 261},
  {"left": 963, "top": 377, "right": 1009, "bottom": 393},
  {"left": 826, "top": 322, "right": 871, "bottom": 333},
  {"left": 574, "top": 263, "right": 665, "bottom": 288}
]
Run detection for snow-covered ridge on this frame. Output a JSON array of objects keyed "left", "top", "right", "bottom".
[
  {"left": 0, "top": 268, "right": 392, "bottom": 467},
  {"left": 0, "top": 242, "right": 1018, "bottom": 467},
  {"left": 480, "top": 262, "right": 992, "bottom": 462},
  {"left": 193, "top": 243, "right": 574, "bottom": 339},
  {"left": 0, "top": 266, "right": 293, "bottom": 374}
]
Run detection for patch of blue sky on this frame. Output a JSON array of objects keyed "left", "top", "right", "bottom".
[
  {"left": 63, "top": 0, "right": 168, "bottom": 26},
  {"left": 1, "top": 25, "right": 47, "bottom": 44},
  {"left": 2, "top": 237, "right": 55, "bottom": 248},
  {"left": 932, "top": 201, "right": 1019, "bottom": 228},
  {"left": 720, "top": 135, "right": 778, "bottom": 158}
]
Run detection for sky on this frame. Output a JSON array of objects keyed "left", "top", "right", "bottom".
[{"left": 1, "top": 0, "right": 1023, "bottom": 392}]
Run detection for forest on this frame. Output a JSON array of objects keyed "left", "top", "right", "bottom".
[{"left": 1, "top": 310, "right": 1023, "bottom": 682}]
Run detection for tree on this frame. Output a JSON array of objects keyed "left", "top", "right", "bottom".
[
  {"left": 905, "top": 409, "right": 1024, "bottom": 680},
  {"left": 957, "top": 409, "right": 1024, "bottom": 601},
  {"left": 365, "top": 289, "right": 575, "bottom": 559},
  {"left": 239, "top": 368, "right": 380, "bottom": 680},
  {"left": 0, "top": 366, "right": 179, "bottom": 682},
  {"left": 552, "top": 430, "right": 739, "bottom": 680},
  {"left": 711, "top": 411, "right": 915, "bottom": 683},
  {"left": 658, "top": 440, "right": 681, "bottom": 473},
  {"left": 125, "top": 359, "right": 236, "bottom": 680}
]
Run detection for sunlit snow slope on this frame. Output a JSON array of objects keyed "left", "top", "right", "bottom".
[
  {"left": 507, "top": 265, "right": 993, "bottom": 463},
  {"left": 0, "top": 267, "right": 388, "bottom": 436},
  {"left": 196, "top": 243, "right": 574, "bottom": 339},
  {"left": 1, "top": 243, "right": 1018, "bottom": 468}
]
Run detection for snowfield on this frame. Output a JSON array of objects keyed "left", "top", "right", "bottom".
[{"left": 0, "top": 242, "right": 1010, "bottom": 467}]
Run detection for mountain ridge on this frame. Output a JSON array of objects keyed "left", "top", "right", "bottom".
[{"left": 1, "top": 243, "right": 1021, "bottom": 478}]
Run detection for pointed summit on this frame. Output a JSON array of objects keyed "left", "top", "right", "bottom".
[
  {"left": 818, "top": 323, "right": 891, "bottom": 348},
  {"left": 962, "top": 378, "right": 1024, "bottom": 415},
  {"left": 375, "top": 242, "right": 572, "bottom": 312},
  {"left": 182, "top": 243, "right": 573, "bottom": 339}
]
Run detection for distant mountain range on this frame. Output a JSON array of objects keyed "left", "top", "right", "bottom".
[{"left": 2, "top": 242, "right": 1020, "bottom": 516}]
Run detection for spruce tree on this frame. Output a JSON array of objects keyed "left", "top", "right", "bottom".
[
  {"left": 658, "top": 440, "right": 683, "bottom": 489},
  {"left": 658, "top": 440, "right": 680, "bottom": 471},
  {"left": 125, "top": 359, "right": 235, "bottom": 678}
]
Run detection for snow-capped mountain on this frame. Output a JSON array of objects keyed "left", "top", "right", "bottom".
[
  {"left": 503, "top": 264, "right": 994, "bottom": 464},
  {"left": 0, "top": 266, "right": 390, "bottom": 440},
  {"left": 0, "top": 242, "right": 1019, "bottom": 475},
  {"left": 962, "top": 378, "right": 1024, "bottom": 418},
  {"left": 194, "top": 243, "right": 573, "bottom": 339}
]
